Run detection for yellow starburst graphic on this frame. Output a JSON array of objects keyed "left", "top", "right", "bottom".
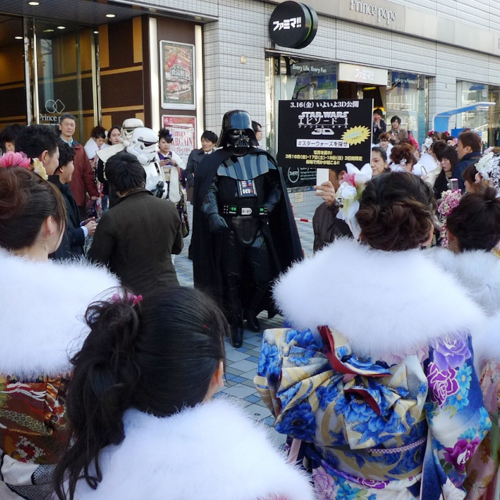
[{"left": 342, "top": 126, "right": 371, "bottom": 145}]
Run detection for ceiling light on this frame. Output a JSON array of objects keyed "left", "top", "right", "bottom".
[
  {"left": 28, "top": 1, "right": 40, "bottom": 5},
  {"left": 15, "top": 36, "right": 23, "bottom": 40},
  {"left": 94, "top": 30, "right": 99, "bottom": 34},
  {"left": 43, "top": 28, "right": 54, "bottom": 32},
  {"left": 57, "top": 26, "right": 65, "bottom": 29},
  {"left": 106, "top": 14, "right": 116, "bottom": 18}
]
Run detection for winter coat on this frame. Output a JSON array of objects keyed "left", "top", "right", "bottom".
[
  {"left": 312, "top": 203, "right": 352, "bottom": 253},
  {"left": 88, "top": 189, "right": 183, "bottom": 297},
  {"left": 452, "top": 151, "right": 482, "bottom": 192},
  {"left": 0, "top": 249, "right": 118, "bottom": 499},
  {"left": 68, "top": 141, "right": 99, "bottom": 209},
  {"left": 256, "top": 239, "right": 490, "bottom": 500},
  {"left": 70, "top": 398, "right": 315, "bottom": 500},
  {"left": 49, "top": 175, "right": 85, "bottom": 260}
]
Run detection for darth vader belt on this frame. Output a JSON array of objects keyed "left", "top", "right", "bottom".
[{"left": 221, "top": 205, "right": 268, "bottom": 216}]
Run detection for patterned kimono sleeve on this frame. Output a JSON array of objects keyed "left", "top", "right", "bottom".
[
  {"left": 423, "top": 334, "right": 491, "bottom": 494},
  {"left": 254, "top": 328, "right": 287, "bottom": 417}
]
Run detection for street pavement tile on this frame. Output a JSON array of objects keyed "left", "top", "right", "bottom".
[
  {"left": 244, "top": 403, "right": 272, "bottom": 421},
  {"left": 229, "top": 359, "right": 257, "bottom": 372},
  {"left": 239, "top": 370, "right": 257, "bottom": 381},
  {"left": 226, "top": 366, "right": 244, "bottom": 376},
  {"left": 241, "top": 379, "right": 257, "bottom": 388},
  {"left": 222, "top": 384, "right": 256, "bottom": 399},
  {"left": 244, "top": 394, "right": 261, "bottom": 404},
  {"left": 226, "top": 350, "right": 250, "bottom": 362}
]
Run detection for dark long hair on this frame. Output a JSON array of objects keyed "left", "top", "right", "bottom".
[{"left": 53, "top": 286, "right": 228, "bottom": 500}]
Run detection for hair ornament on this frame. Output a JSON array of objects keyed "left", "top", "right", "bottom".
[
  {"left": 31, "top": 158, "right": 48, "bottom": 180},
  {"left": 0, "top": 151, "right": 31, "bottom": 170},
  {"left": 400, "top": 158, "right": 407, "bottom": 166},
  {"left": 437, "top": 188, "right": 462, "bottom": 248},
  {"left": 475, "top": 152, "right": 500, "bottom": 193},
  {"left": 111, "top": 292, "right": 143, "bottom": 307},
  {"left": 335, "top": 163, "right": 372, "bottom": 238}
]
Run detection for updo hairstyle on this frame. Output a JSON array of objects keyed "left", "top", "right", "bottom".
[
  {"left": 446, "top": 186, "right": 500, "bottom": 251},
  {"left": 390, "top": 143, "right": 415, "bottom": 166},
  {"left": 356, "top": 172, "right": 436, "bottom": 251},
  {"left": 0, "top": 167, "right": 66, "bottom": 250},
  {"left": 54, "top": 286, "right": 229, "bottom": 500}
]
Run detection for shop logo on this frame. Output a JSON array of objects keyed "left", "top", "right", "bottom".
[
  {"left": 269, "top": 2, "right": 318, "bottom": 49},
  {"left": 350, "top": 0, "right": 397, "bottom": 25},
  {"left": 287, "top": 167, "right": 300, "bottom": 183},
  {"left": 39, "top": 98, "right": 66, "bottom": 123},
  {"left": 45, "top": 99, "right": 65, "bottom": 114}
]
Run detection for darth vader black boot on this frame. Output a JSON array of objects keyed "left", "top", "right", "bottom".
[{"left": 231, "top": 325, "right": 244, "bottom": 348}]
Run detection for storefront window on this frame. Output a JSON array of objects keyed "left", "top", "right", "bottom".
[
  {"left": 456, "top": 81, "right": 490, "bottom": 145},
  {"left": 267, "top": 55, "right": 337, "bottom": 156},
  {"left": 386, "top": 72, "right": 428, "bottom": 146}
]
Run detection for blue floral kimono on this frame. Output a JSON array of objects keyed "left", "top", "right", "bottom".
[{"left": 255, "top": 326, "right": 491, "bottom": 500}]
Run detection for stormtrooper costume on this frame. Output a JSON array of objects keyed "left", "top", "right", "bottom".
[{"left": 125, "top": 127, "right": 165, "bottom": 199}]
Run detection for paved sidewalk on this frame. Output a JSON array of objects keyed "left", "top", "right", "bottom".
[{"left": 175, "top": 198, "right": 319, "bottom": 445}]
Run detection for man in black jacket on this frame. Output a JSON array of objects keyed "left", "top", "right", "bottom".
[
  {"left": 50, "top": 140, "right": 96, "bottom": 260},
  {"left": 185, "top": 130, "right": 218, "bottom": 202},
  {"left": 453, "top": 131, "right": 483, "bottom": 192}
]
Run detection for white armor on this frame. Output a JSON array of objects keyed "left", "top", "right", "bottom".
[
  {"left": 96, "top": 118, "right": 145, "bottom": 164},
  {"left": 126, "top": 127, "right": 166, "bottom": 198}
]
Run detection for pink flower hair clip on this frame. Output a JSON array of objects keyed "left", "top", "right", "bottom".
[
  {"left": 111, "top": 292, "right": 143, "bottom": 307},
  {"left": 0, "top": 151, "right": 31, "bottom": 169}
]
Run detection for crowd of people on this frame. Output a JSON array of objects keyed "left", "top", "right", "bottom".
[{"left": 1, "top": 110, "right": 500, "bottom": 500}]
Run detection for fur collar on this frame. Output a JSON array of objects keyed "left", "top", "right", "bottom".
[
  {"left": 474, "top": 311, "right": 500, "bottom": 367},
  {"left": 274, "top": 239, "right": 484, "bottom": 360},
  {"left": 73, "top": 398, "right": 314, "bottom": 500},
  {"left": 427, "top": 247, "right": 500, "bottom": 317},
  {"left": 0, "top": 250, "right": 119, "bottom": 376}
]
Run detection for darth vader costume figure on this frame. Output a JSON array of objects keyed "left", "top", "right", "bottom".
[{"left": 192, "top": 110, "right": 302, "bottom": 347}]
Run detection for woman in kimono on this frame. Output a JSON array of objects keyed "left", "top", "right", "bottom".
[
  {"left": 429, "top": 184, "right": 500, "bottom": 500},
  {"left": 255, "top": 172, "right": 491, "bottom": 499}
]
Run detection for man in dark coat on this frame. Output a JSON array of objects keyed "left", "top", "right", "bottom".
[
  {"left": 312, "top": 165, "right": 352, "bottom": 253},
  {"left": 50, "top": 140, "right": 96, "bottom": 260},
  {"left": 453, "top": 131, "right": 483, "bottom": 192},
  {"left": 185, "top": 130, "right": 218, "bottom": 203},
  {"left": 191, "top": 110, "right": 302, "bottom": 347},
  {"left": 88, "top": 152, "right": 183, "bottom": 297}
]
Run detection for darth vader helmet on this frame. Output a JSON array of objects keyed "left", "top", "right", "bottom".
[
  {"left": 217, "top": 110, "right": 257, "bottom": 157},
  {"left": 126, "top": 127, "right": 159, "bottom": 165}
]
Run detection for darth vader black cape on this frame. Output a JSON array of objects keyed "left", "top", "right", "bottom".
[{"left": 191, "top": 147, "right": 303, "bottom": 317}]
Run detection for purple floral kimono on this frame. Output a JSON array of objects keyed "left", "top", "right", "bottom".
[{"left": 255, "top": 326, "right": 491, "bottom": 500}]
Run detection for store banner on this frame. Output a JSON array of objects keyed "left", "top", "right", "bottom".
[
  {"left": 277, "top": 99, "right": 373, "bottom": 171},
  {"left": 162, "top": 115, "right": 196, "bottom": 164}
]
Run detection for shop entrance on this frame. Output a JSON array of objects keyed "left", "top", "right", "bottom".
[{"left": 0, "top": 14, "right": 98, "bottom": 142}]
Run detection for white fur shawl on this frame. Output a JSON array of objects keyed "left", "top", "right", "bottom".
[
  {"left": 0, "top": 250, "right": 119, "bottom": 376},
  {"left": 427, "top": 247, "right": 500, "bottom": 317},
  {"left": 474, "top": 311, "right": 500, "bottom": 367},
  {"left": 274, "top": 239, "right": 485, "bottom": 360},
  {"left": 72, "top": 398, "right": 315, "bottom": 500}
]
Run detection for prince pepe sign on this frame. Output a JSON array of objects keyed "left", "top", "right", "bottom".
[{"left": 278, "top": 98, "right": 373, "bottom": 169}]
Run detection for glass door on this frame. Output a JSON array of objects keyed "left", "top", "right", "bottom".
[{"left": 29, "top": 19, "right": 98, "bottom": 142}]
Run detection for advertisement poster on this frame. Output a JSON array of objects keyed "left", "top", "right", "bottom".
[
  {"left": 162, "top": 115, "right": 196, "bottom": 164},
  {"left": 277, "top": 99, "right": 373, "bottom": 171},
  {"left": 160, "top": 41, "right": 195, "bottom": 110}
]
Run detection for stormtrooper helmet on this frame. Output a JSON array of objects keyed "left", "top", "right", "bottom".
[
  {"left": 217, "top": 110, "right": 257, "bottom": 157},
  {"left": 126, "top": 127, "right": 159, "bottom": 165},
  {"left": 121, "top": 118, "right": 145, "bottom": 147}
]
